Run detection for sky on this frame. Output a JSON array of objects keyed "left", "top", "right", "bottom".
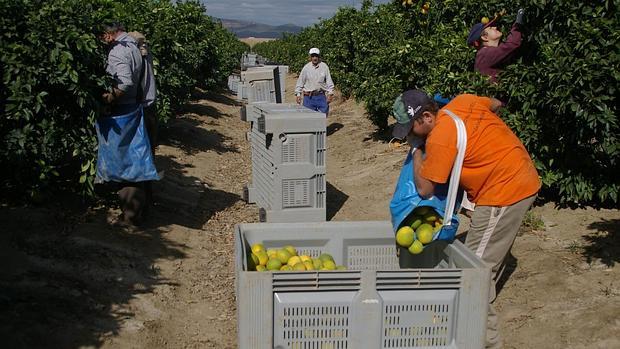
[{"left": 201, "top": 0, "right": 393, "bottom": 27}]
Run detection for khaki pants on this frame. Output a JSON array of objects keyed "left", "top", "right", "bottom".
[{"left": 465, "top": 194, "right": 536, "bottom": 349}]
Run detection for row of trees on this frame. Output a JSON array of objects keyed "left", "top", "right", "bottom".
[
  {"left": 1, "top": 0, "right": 247, "bottom": 200},
  {"left": 255, "top": 0, "right": 619, "bottom": 205}
]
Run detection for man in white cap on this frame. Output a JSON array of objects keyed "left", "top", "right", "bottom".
[{"left": 294, "top": 47, "right": 335, "bottom": 116}]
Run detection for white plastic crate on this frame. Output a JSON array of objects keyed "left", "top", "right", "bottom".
[
  {"left": 241, "top": 53, "right": 261, "bottom": 70},
  {"left": 242, "top": 66, "right": 277, "bottom": 81},
  {"left": 264, "top": 64, "right": 288, "bottom": 98},
  {"left": 248, "top": 79, "right": 277, "bottom": 103},
  {"left": 242, "top": 103, "right": 326, "bottom": 222},
  {"left": 234, "top": 221, "right": 491, "bottom": 349},
  {"left": 237, "top": 82, "right": 249, "bottom": 102},
  {"left": 228, "top": 74, "right": 240, "bottom": 94},
  {"left": 239, "top": 66, "right": 283, "bottom": 103}
]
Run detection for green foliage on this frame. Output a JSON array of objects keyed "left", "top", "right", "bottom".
[
  {"left": 0, "top": 0, "right": 245, "bottom": 201},
  {"left": 254, "top": 0, "right": 619, "bottom": 205}
]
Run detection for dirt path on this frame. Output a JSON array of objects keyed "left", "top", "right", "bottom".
[{"left": 1, "top": 75, "right": 619, "bottom": 349}]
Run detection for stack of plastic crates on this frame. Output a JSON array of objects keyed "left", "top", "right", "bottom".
[
  {"left": 264, "top": 65, "right": 289, "bottom": 99},
  {"left": 237, "top": 66, "right": 283, "bottom": 104},
  {"left": 234, "top": 221, "right": 491, "bottom": 349},
  {"left": 241, "top": 52, "right": 259, "bottom": 70},
  {"left": 228, "top": 74, "right": 241, "bottom": 95},
  {"left": 242, "top": 102, "right": 326, "bottom": 222}
]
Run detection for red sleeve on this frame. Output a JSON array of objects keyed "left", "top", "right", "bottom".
[
  {"left": 419, "top": 117, "right": 458, "bottom": 184},
  {"left": 478, "top": 24, "right": 523, "bottom": 67}
]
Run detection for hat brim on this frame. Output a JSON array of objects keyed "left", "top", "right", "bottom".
[
  {"left": 468, "top": 17, "right": 500, "bottom": 46},
  {"left": 484, "top": 16, "right": 499, "bottom": 29},
  {"left": 392, "top": 121, "right": 413, "bottom": 139}
]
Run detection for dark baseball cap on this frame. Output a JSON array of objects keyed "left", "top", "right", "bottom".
[
  {"left": 467, "top": 17, "right": 498, "bottom": 47},
  {"left": 391, "top": 90, "right": 433, "bottom": 139}
]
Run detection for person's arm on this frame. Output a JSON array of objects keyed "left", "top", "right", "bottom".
[
  {"left": 102, "top": 87, "right": 125, "bottom": 104},
  {"left": 294, "top": 66, "right": 306, "bottom": 104},
  {"left": 109, "top": 50, "right": 134, "bottom": 93},
  {"left": 414, "top": 123, "right": 458, "bottom": 198},
  {"left": 103, "top": 51, "right": 132, "bottom": 104},
  {"left": 489, "top": 97, "right": 503, "bottom": 113},
  {"left": 413, "top": 149, "right": 436, "bottom": 199},
  {"left": 324, "top": 64, "right": 335, "bottom": 103},
  {"left": 483, "top": 24, "right": 523, "bottom": 67}
]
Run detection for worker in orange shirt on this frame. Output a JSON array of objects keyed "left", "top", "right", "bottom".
[{"left": 391, "top": 89, "right": 540, "bottom": 349}]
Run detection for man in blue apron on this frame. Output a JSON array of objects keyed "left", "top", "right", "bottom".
[{"left": 98, "top": 22, "right": 158, "bottom": 226}]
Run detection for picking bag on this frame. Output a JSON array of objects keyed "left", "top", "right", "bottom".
[
  {"left": 389, "top": 109, "right": 467, "bottom": 242},
  {"left": 95, "top": 105, "right": 159, "bottom": 183}
]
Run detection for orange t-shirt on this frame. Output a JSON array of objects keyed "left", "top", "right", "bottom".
[{"left": 419, "top": 94, "right": 541, "bottom": 206}]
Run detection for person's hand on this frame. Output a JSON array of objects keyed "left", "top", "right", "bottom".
[
  {"left": 296, "top": 95, "right": 302, "bottom": 104},
  {"left": 102, "top": 92, "right": 114, "bottom": 104},
  {"left": 327, "top": 94, "right": 333, "bottom": 104},
  {"left": 515, "top": 8, "right": 525, "bottom": 26},
  {"left": 407, "top": 134, "right": 425, "bottom": 152}
]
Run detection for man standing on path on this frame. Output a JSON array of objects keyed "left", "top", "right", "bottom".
[
  {"left": 392, "top": 90, "right": 541, "bottom": 348},
  {"left": 100, "top": 22, "right": 155, "bottom": 226},
  {"left": 295, "top": 47, "right": 335, "bottom": 116},
  {"left": 467, "top": 9, "right": 525, "bottom": 82}
]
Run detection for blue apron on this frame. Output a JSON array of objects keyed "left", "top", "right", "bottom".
[
  {"left": 389, "top": 152, "right": 461, "bottom": 242},
  {"left": 95, "top": 105, "right": 159, "bottom": 183}
]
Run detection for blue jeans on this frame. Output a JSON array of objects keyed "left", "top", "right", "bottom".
[{"left": 303, "top": 94, "right": 329, "bottom": 115}]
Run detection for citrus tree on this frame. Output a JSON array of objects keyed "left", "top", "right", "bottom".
[
  {"left": 254, "top": 0, "right": 619, "bottom": 205},
  {"left": 0, "top": 0, "right": 246, "bottom": 201}
]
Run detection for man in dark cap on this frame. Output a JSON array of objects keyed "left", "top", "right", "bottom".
[
  {"left": 99, "top": 22, "right": 157, "bottom": 227},
  {"left": 467, "top": 9, "right": 525, "bottom": 82},
  {"left": 392, "top": 89, "right": 540, "bottom": 349}
]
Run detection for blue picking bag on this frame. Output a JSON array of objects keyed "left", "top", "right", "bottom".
[
  {"left": 95, "top": 105, "right": 159, "bottom": 183},
  {"left": 389, "top": 152, "right": 462, "bottom": 242},
  {"left": 433, "top": 93, "right": 452, "bottom": 108},
  {"left": 389, "top": 109, "right": 468, "bottom": 242}
]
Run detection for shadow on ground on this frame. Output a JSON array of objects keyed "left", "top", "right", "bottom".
[
  {"left": 159, "top": 117, "right": 238, "bottom": 156},
  {"left": 0, "top": 205, "right": 185, "bottom": 348},
  {"left": 327, "top": 181, "right": 349, "bottom": 221},
  {"left": 583, "top": 218, "right": 620, "bottom": 267},
  {"left": 363, "top": 125, "right": 394, "bottom": 143},
  {"left": 192, "top": 88, "right": 241, "bottom": 107},
  {"left": 0, "top": 89, "right": 242, "bottom": 348},
  {"left": 327, "top": 122, "right": 344, "bottom": 137},
  {"left": 495, "top": 252, "right": 518, "bottom": 297},
  {"left": 0, "top": 158, "right": 240, "bottom": 348},
  {"left": 150, "top": 154, "right": 241, "bottom": 230}
]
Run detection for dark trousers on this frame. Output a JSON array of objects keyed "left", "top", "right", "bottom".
[
  {"left": 117, "top": 104, "right": 157, "bottom": 225},
  {"left": 144, "top": 104, "right": 158, "bottom": 153}
]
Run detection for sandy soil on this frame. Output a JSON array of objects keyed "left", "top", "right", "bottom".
[{"left": 1, "top": 74, "right": 618, "bottom": 349}]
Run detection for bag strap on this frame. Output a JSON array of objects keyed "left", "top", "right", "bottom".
[
  {"left": 441, "top": 109, "right": 467, "bottom": 227},
  {"left": 136, "top": 55, "right": 146, "bottom": 104}
]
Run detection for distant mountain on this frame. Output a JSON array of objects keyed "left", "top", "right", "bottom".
[{"left": 218, "top": 18, "right": 303, "bottom": 38}]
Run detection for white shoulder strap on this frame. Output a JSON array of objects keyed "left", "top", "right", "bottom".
[{"left": 441, "top": 109, "right": 467, "bottom": 227}]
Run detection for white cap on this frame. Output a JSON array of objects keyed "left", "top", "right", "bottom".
[{"left": 309, "top": 47, "right": 320, "bottom": 55}]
